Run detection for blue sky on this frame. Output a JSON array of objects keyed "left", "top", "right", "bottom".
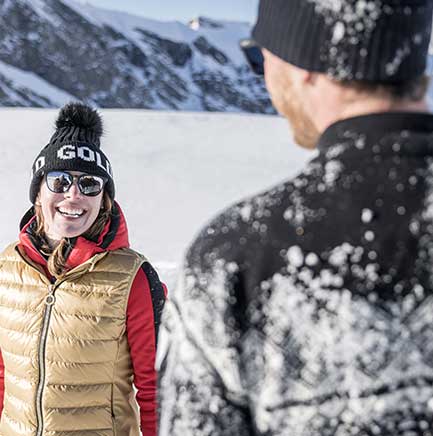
[{"left": 81, "top": 0, "right": 259, "bottom": 23}]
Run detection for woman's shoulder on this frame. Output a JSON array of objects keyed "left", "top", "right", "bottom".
[
  {"left": 106, "top": 247, "right": 148, "bottom": 266},
  {"left": 0, "top": 243, "right": 22, "bottom": 273},
  {"left": 105, "top": 247, "right": 166, "bottom": 291},
  {"left": 103, "top": 247, "right": 162, "bottom": 278},
  {"left": 0, "top": 242, "right": 20, "bottom": 260}
]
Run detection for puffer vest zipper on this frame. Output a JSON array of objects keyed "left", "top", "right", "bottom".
[{"left": 0, "top": 243, "right": 145, "bottom": 436}]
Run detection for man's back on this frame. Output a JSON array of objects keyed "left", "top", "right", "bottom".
[
  {"left": 158, "top": 112, "right": 433, "bottom": 435},
  {"left": 158, "top": 0, "right": 433, "bottom": 433}
]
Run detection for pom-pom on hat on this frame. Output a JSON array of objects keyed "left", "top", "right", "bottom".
[
  {"left": 30, "top": 102, "right": 114, "bottom": 204},
  {"left": 253, "top": 0, "right": 433, "bottom": 82}
]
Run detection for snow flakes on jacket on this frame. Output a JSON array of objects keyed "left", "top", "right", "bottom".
[{"left": 158, "top": 112, "right": 433, "bottom": 436}]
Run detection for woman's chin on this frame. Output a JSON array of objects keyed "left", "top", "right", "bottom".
[{"left": 48, "top": 223, "right": 91, "bottom": 240}]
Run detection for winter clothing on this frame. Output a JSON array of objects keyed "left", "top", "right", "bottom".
[
  {"left": 158, "top": 112, "right": 433, "bottom": 435},
  {"left": 30, "top": 103, "right": 114, "bottom": 204},
  {"left": 253, "top": 0, "right": 433, "bottom": 81},
  {"left": 0, "top": 203, "right": 166, "bottom": 436}
]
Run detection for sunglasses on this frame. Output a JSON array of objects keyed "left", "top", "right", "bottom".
[
  {"left": 45, "top": 171, "right": 106, "bottom": 197},
  {"left": 240, "top": 39, "right": 264, "bottom": 76}
]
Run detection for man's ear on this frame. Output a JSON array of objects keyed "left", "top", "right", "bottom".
[
  {"left": 290, "top": 66, "right": 316, "bottom": 92},
  {"left": 303, "top": 70, "right": 318, "bottom": 85}
]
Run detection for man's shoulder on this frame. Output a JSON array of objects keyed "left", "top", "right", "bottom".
[
  {"left": 186, "top": 177, "right": 304, "bottom": 269},
  {"left": 184, "top": 144, "right": 374, "bottom": 274}
]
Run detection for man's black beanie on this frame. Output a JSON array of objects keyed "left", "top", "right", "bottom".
[
  {"left": 30, "top": 102, "right": 114, "bottom": 204},
  {"left": 253, "top": 0, "right": 433, "bottom": 82}
]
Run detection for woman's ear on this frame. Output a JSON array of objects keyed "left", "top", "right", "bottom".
[{"left": 34, "top": 195, "right": 41, "bottom": 207}]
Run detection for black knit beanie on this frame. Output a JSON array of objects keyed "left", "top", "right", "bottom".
[
  {"left": 30, "top": 102, "right": 114, "bottom": 204},
  {"left": 253, "top": 0, "right": 433, "bottom": 82}
]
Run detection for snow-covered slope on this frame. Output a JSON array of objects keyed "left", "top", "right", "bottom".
[
  {"left": 0, "top": 108, "right": 312, "bottom": 287},
  {"left": 0, "top": 0, "right": 271, "bottom": 112},
  {"left": 0, "top": 60, "right": 75, "bottom": 106}
]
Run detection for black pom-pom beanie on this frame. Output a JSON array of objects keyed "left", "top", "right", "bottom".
[
  {"left": 253, "top": 0, "right": 433, "bottom": 82},
  {"left": 30, "top": 102, "right": 114, "bottom": 204}
]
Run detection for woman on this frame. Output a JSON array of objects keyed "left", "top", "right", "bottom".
[{"left": 0, "top": 103, "right": 166, "bottom": 436}]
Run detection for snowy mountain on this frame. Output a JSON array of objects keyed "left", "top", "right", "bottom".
[{"left": 0, "top": 0, "right": 272, "bottom": 112}]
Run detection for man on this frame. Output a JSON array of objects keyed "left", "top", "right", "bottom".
[{"left": 157, "top": 0, "right": 433, "bottom": 435}]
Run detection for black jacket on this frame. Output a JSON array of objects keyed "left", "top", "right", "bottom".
[{"left": 158, "top": 112, "right": 433, "bottom": 436}]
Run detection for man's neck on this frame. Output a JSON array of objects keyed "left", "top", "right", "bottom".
[
  {"left": 312, "top": 89, "right": 429, "bottom": 134},
  {"left": 339, "top": 98, "right": 429, "bottom": 123}
]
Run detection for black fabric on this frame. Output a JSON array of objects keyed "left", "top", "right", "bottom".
[
  {"left": 19, "top": 207, "right": 35, "bottom": 231},
  {"left": 252, "top": 0, "right": 433, "bottom": 82},
  {"left": 99, "top": 203, "right": 121, "bottom": 248},
  {"left": 318, "top": 111, "right": 433, "bottom": 153},
  {"left": 24, "top": 218, "right": 49, "bottom": 261},
  {"left": 159, "top": 111, "right": 433, "bottom": 434},
  {"left": 141, "top": 262, "right": 166, "bottom": 348}
]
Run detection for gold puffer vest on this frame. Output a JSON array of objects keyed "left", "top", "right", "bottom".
[{"left": 0, "top": 243, "right": 145, "bottom": 436}]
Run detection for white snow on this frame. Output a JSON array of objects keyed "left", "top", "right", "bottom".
[
  {"left": 305, "top": 253, "right": 319, "bottom": 266},
  {"left": 364, "top": 230, "right": 375, "bottom": 242},
  {"left": 0, "top": 108, "right": 312, "bottom": 288},
  {"left": 287, "top": 246, "right": 304, "bottom": 268},
  {"left": 361, "top": 208, "right": 373, "bottom": 223},
  {"left": 4, "top": 0, "right": 433, "bottom": 109},
  {"left": 63, "top": 0, "right": 250, "bottom": 66},
  {"left": 0, "top": 60, "right": 76, "bottom": 106},
  {"left": 332, "top": 21, "right": 345, "bottom": 44},
  {"left": 1, "top": 0, "right": 261, "bottom": 112},
  {"left": 22, "top": 0, "right": 61, "bottom": 25}
]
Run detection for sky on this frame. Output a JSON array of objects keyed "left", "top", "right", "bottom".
[{"left": 79, "top": 0, "right": 259, "bottom": 23}]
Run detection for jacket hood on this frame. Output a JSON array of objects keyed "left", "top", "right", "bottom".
[{"left": 18, "top": 201, "right": 129, "bottom": 274}]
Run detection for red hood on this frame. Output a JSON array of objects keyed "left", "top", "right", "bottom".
[{"left": 18, "top": 201, "right": 130, "bottom": 275}]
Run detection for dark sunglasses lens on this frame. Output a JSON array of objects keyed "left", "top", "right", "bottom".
[
  {"left": 46, "top": 171, "right": 73, "bottom": 193},
  {"left": 240, "top": 40, "right": 264, "bottom": 76},
  {"left": 78, "top": 175, "right": 105, "bottom": 196}
]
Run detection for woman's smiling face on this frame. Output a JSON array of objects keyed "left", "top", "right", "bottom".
[{"left": 37, "top": 171, "right": 103, "bottom": 243}]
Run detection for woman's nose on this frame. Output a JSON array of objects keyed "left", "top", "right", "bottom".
[{"left": 65, "top": 181, "right": 82, "bottom": 199}]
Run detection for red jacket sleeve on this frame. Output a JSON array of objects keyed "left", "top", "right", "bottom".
[{"left": 126, "top": 264, "right": 166, "bottom": 436}]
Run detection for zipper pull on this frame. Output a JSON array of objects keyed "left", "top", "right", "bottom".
[{"left": 45, "top": 285, "right": 56, "bottom": 306}]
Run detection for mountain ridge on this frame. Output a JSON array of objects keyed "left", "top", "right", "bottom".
[{"left": 0, "top": 0, "right": 273, "bottom": 112}]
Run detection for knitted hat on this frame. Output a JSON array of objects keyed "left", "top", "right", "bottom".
[
  {"left": 253, "top": 0, "right": 433, "bottom": 82},
  {"left": 30, "top": 103, "right": 114, "bottom": 204}
]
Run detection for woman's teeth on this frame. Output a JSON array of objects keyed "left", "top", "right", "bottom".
[{"left": 57, "top": 207, "right": 85, "bottom": 218}]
